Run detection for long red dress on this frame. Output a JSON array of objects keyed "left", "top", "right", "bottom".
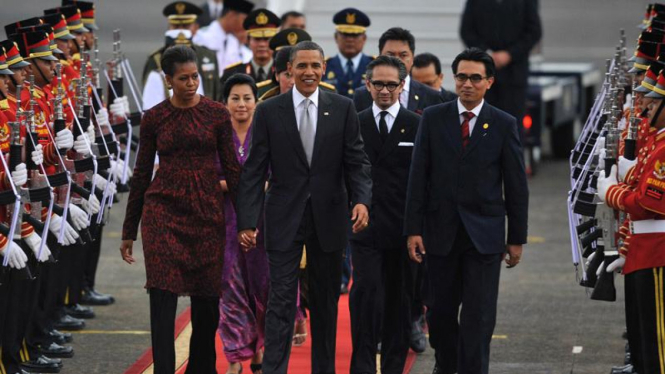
[{"left": 122, "top": 96, "right": 240, "bottom": 297}]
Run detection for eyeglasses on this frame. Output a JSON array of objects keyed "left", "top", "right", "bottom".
[
  {"left": 370, "top": 80, "right": 401, "bottom": 92},
  {"left": 454, "top": 74, "right": 488, "bottom": 83}
]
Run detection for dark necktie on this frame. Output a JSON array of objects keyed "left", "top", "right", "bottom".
[
  {"left": 257, "top": 67, "right": 265, "bottom": 82},
  {"left": 461, "top": 111, "right": 475, "bottom": 149},
  {"left": 345, "top": 59, "right": 354, "bottom": 86},
  {"left": 379, "top": 111, "right": 389, "bottom": 143}
]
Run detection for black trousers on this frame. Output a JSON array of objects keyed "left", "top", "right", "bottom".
[
  {"left": 263, "top": 202, "right": 342, "bottom": 374},
  {"left": 84, "top": 221, "right": 104, "bottom": 289},
  {"left": 349, "top": 243, "right": 411, "bottom": 374},
  {"left": 625, "top": 267, "right": 665, "bottom": 374},
  {"left": 427, "top": 226, "right": 502, "bottom": 374},
  {"left": 3, "top": 266, "right": 36, "bottom": 372},
  {"left": 149, "top": 288, "right": 219, "bottom": 374}
]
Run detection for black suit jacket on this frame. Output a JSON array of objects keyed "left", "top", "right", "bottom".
[
  {"left": 353, "top": 78, "right": 444, "bottom": 114},
  {"left": 440, "top": 88, "right": 458, "bottom": 103},
  {"left": 350, "top": 106, "right": 420, "bottom": 250},
  {"left": 404, "top": 101, "right": 528, "bottom": 256},
  {"left": 237, "top": 89, "right": 373, "bottom": 253},
  {"left": 198, "top": 3, "right": 214, "bottom": 27},
  {"left": 460, "top": 0, "right": 542, "bottom": 87}
]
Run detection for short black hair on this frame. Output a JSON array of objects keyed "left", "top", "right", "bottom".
[
  {"left": 222, "top": 73, "right": 258, "bottom": 103},
  {"left": 289, "top": 41, "right": 324, "bottom": 63},
  {"left": 160, "top": 45, "right": 198, "bottom": 76},
  {"left": 413, "top": 53, "right": 441, "bottom": 75},
  {"left": 366, "top": 55, "right": 408, "bottom": 82},
  {"left": 281, "top": 11, "right": 304, "bottom": 23},
  {"left": 451, "top": 47, "right": 496, "bottom": 78},
  {"left": 378, "top": 27, "right": 415, "bottom": 54},
  {"left": 274, "top": 46, "right": 292, "bottom": 74}
]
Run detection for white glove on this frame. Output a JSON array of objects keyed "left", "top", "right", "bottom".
[
  {"left": 606, "top": 257, "right": 626, "bottom": 273},
  {"left": 23, "top": 231, "right": 50, "bottom": 262},
  {"left": 595, "top": 137, "right": 606, "bottom": 155},
  {"left": 68, "top": 204, "right": 90, "bottom": 230},
  {"left": 0, "top": 241, "right": 27, "bottom": 269},
  {"left": 49, "top": 214, "right": 79, "bottom": 246},
  {"left": 55, "top": 128, "right": 74, "bottom": 150},
  {"left": 96, "top": 108, "right": 111, "bottom": 128},
  {"left": 597, "top": 165, "right": 618, "bottom": 202},
  {"left": 11, "top": 163, "right": 27, "bottom": 186},
  {"left": 110, "top": 96, "right": 128, "bottom": 118},
  {"left": 107, "top": 181, "right": 117, "bottom": 195},
  {"left": 31, "top": 144, "right": 43, "bottom": 166},
  {"left": 110, "top": 159, "right": 132, "bottom": 181},
  {"left": 618, "top": 156, "right": 637, "bottom": 181},
  {"left": 585, "top": 251, "right": 596, "bottom": 267},
  {"left": 596, "top": 261, "right": 606, "bottom": 277},
  {"left": 597, "top": 148, "right": 606, "bottom": 171},
  {"left": 74, "top": 134, "right": 91, "bottom": 156},
  {"left": 82, "top": 194, "right": 100, "bottom": 215},
  {"left": 93, "top": 173, "right": 108, "bottom": 191},
  {"left": 87, "top": 123, "right": 96, "bottom": 143}
]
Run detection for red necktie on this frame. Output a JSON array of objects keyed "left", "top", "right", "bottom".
[{"left": 461, "top": 111, "right": 475, "bottom": 149}]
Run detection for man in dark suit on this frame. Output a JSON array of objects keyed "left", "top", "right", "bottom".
[
  {"left": 412, "top": 52, "right": 457, "bottom": 103},
  {"left": 237, "top": 41, "right": 372, "bottom": 374},
  {"left": 349, "top": 55, "right": 420, "bottom": 374},
  {"left": 405, "top": 48, "right": 528, "bottom": 374},
  {"left": 353, "top": 27, "right": 444, "bottom": 115},
  {"left": 460, "top": 0, "right": 542, "bottom": 135}
]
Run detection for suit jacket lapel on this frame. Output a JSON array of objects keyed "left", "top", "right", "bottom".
[
  {"left": 311, "top": 90, "right": 331, "bottom": 169},
  {"left": 445, "top": 105, "right": 463, "bottom": 155},
  {"left": 463, "top": 103, "right": 492, "bottom": 157},
  {"left": 278, "top": 90, "right": 309, "bottom": 168},
  {"left": 377, "top": 107, "right": 410, "bottom": 161},
  {"left": 360, "top": 110, "right": 382, "bottom": 161},
  {"left": 407, "top": 80, "right": 419, "bottom": 111}
]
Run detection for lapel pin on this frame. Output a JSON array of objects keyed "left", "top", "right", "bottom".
[
  {"left": 400, "top": 128, "right": 405, "bottom": 133},
  {"left": 483, "top": 123, "right": 489, "bottom": 129},
  {"left": 324, "top": 112, "right": 330, "bottom": 116},
  {"left": 415, "top": 94, "right": 420, "bottom": 101}
]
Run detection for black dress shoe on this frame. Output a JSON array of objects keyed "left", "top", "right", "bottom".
[
  {"left": 610, "top": 364, "right": 636, "bottom": 374},
  {"left": 53, "top": 314, "right": 85, "bottom": 331},
  {"left": 64, "top": 304, "right": 95, "bottom": 319},
  {"left": 80, "top": 288, "right": 115, "bottom": 306},
  {"left": 409, "top": 321, "right": 427, "bottom": 353},
  {"left": 46, "top": 329, "right": 72, "bottom": 345},
  {"left": 39, "top": 342, "right": 74, "bottom": 358},
  {"left": 20, "top": 355, "right": 62, "bottom": 373}
]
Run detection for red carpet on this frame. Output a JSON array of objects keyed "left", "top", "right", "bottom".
[{"left": 124, "top": 294, "right": 417, "bottom": 374}]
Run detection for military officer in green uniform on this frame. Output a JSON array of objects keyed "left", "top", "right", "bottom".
[
  {"left": 219, "top": 8, "right": 281, "bottom": 92},
  {"left": 142, "top": 1, "right": 219, "bottom": 108}
]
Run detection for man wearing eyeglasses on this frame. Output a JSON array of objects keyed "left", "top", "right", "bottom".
[
  {"left": 348, "top": 55, "right": 420, "bottom": 374},
  {"left": 405, "top": 48, "right": 528, "bottom": 374},
  {"left": 352, "top": 27, "right": 443, "bottom": 115}
]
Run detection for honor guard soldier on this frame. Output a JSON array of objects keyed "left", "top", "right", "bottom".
[
  {"left": 219, "top": 8, "right": 281, "bottom": 93},
  {"left": 44, "top": 4, "right": 90, "bottom": 73},
  {"left": 62, "top": 0, "right": 98, "bottom": 51},
  {"left": 142, "top": 1, "right": 220, "bottom": 110},
  {"left": 323, "top": 8, "right": 374, "bottom": 98},
  {"left": 598, "top": 67, "right": 665, "bottom": 374},
  {"left": 193, "top": 0, "right": 254, "bottom": 76}
]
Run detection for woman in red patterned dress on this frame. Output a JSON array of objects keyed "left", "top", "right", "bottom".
[{"left": 120, "top": 45, "right": 241, "bottom": 374}]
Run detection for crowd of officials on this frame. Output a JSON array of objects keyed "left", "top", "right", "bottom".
[{"left": 0, "top": 0, "right": 541, "bottom": 374}]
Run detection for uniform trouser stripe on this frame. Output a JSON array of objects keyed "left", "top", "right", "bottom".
[
  {"left": 655, "top": 268, "right": 665, "bottom": 374},
  {"left": 0, "top": 349, "right": 6, "bottom": 374},
  {"left": 22, "top": 340, "right": 30, "bottom": 362}
]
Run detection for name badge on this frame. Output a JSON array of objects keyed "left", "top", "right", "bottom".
[
  {"left": 398, "top": 142, "right": 414, "bottom": 147},
  {"left": 202, "top": 63, "right": 216, "bottom": 72}
]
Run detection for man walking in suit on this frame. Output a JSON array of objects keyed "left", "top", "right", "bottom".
[
  {"left": 349, "top": 55, "right": 420, "bottom": 374},
  {"left": 353, "top": 27, "right": 443, "bottom": 114},
  {"left": 412, "top": 52, "right": 457, "bottom": 103},
  {"left": 405, "top": 48, "right": 529, "bottom": 374},
  {"left": 237, "top": 41, "right": 373, "bottom": 374}
]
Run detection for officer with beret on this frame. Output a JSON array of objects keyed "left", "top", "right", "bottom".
[
  {"left": 219, "top": 8, "right": 281, "bottom": 93},
  {"left": 323, "top": 8, "right": 374, "bottom": 98},
  {"left": 142, "top": 1, "right": 220, "bottom": 109}
]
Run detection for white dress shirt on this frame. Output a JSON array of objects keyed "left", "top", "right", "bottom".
[
  {"left": 400, "top": 75, "right": 411, "bottom": 108},
  {"left": 193, "top": 21, "right": 252, "bottom": 76},
  {"left": 293, "top": 87, "right": 319, "bottom": 133},
  {"left": 457, "top": 98, "right": 484, "bottom": 136},
  {"left": 337, "top": 53, "right": 363, "bottom": 75},
  {"left": 372, "top": 101, "right": 400, "bottom": 134}
]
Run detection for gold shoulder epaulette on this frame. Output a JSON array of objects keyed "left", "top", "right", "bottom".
[
  {"left": 72, "top": 53, "right": 81, "bottom": 61},
  {"left": 60, "top": 59, "right": 71, "bottom": 66},
  {"left": 224, "top": 61, "right": 243, "bottom": 70},
  {"left": 319, "top": 81, "right": 336, "bottom": 92},
  {"left": 0, "top": 99, "right": 9, "bottom": 110},
  {"left": 256, "top": 79, "right": 273, "bottom": 88}
]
